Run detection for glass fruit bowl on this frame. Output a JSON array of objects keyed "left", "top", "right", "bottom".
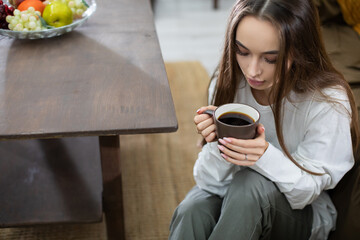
[{"left": 0, "top": 0, "right": 96, "bottom": 39}]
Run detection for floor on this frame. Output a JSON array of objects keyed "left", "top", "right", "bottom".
[{"left": 154, "top": 0, "right": 236, "bottom": 75}]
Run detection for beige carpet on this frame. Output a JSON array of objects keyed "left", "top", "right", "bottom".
[{"left": 0, "top": 61, "right": 210, "bottom": 240}]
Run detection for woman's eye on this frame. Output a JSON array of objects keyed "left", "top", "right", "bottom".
[
  {"left": 264, "top": 57, "right": 277, "bottom": 64},
  {"left": 235, "top": 47, "right": 249, "bottom": 56}
]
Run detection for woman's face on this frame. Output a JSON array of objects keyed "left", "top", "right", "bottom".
[{"left": 235, "top": 16, "right": 280, "bottom": 95}]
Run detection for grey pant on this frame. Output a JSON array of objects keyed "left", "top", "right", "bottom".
[{"left": 169, "top": 168, "right": 313, "bottom": 240}]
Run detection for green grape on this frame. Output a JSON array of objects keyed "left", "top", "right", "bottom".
[
  {"left": 14, "top": 23, "right": 23, "bottom": 31},
  {"left": 67, "top": 0, "right": 75, "bottom": 8},
  {"left": 21, "top": 13, "right": 29, "bottom": 22},
  {"left": 5, "top": 15, "right": 13, "bottom": 23},
  {"left": 75, "top": 8, "right": 83, "bottom": 16},
  {"left": 6, "top": 8, "right": 45, "bottom": 31},
  {"left": 28, "top": 15, "right": 36, "bottom": 22},
  {"left": 13, "top": 9, "right": 20, "bottom": 17},
  {"left": 28, "top": 21, "right": 36, "bottom": 30}
]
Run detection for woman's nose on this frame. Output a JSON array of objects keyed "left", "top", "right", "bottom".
[{"left": 248, "top": 58, "right": 262, "bottom": 77}]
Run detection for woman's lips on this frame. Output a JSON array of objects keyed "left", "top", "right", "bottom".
[{"left": 247, "top": 78, "right": 264, "bottom": 87}]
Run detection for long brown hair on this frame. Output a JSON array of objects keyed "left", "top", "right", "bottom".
[{"left": 211, "top": 0, "right": 360, "bottom": 175}]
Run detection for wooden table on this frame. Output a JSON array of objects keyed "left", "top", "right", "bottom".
[{"left": 0, "top": 0, "right": 177, "bottom": 239}]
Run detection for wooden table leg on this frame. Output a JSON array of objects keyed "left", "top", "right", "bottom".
[{"left": 99, "top": 136, "right": 125, "bottom": 240}]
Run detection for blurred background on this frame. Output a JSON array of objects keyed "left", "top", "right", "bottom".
[{"left": 154, "top": 0, "right": 235, "bottom": 75}]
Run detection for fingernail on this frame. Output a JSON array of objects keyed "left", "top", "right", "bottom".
[
  {"left": 220, "top": 153, "right": 227, "bottom": 159},
  {"left": 223, "top": 137, "right": 232, "bottom": 143},
  {"left": 218, "top": 138, "right": 226, "bottom": 145},
  {"left": 261, "top": 126, "right": 265, "bottom": 131},
  {"left": 217, "top": 145, "right": 224, "bottom": 151},
  {"left": 196, "top": 108, "right": 201, "bottom": 114}
]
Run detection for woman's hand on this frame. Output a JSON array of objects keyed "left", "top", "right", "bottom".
[
  {"left": 194, "top": 105, "right": 217, "bottom": 143},
  {"left": 217, "top": 124, "right": 269, "bottom": 166}
]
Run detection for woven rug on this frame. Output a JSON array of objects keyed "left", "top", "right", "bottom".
[{"left": 0, "top": 61, "right": 210, "bottom": 240}]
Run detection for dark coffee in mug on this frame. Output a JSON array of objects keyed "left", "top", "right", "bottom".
[
  {"left": 204, "top": 103, "right": 260, "bottom": 139},
  {"left": 218, "top": 112, "right": 254, "bottom": 126}
]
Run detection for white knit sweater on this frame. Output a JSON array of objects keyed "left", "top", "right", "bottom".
[{"left": 194, "top": 80, "right": 354, "bottom": 239}]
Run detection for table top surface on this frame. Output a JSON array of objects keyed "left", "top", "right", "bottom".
[{"left": 0, "top": 0, "right": 178, "bottom": 140}]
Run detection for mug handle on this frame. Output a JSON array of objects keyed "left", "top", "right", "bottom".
[
  {"left": 203, "top": 109, "right": 214, "bottom": 116},
  {"left": 202, "top": 109, "right": 219, "bottom": 142}
]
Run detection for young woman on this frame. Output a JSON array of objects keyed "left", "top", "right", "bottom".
[{"left": 169, "top": 0, "right": 359, "bottom": 239}]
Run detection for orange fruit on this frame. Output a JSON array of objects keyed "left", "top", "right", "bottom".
[{"left": 18, "top": 0, "right": 46, "bottom": 14}]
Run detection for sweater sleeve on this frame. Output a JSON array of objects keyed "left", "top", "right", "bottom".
[
  {"left": 193, "top": 142, "right": 241, "bottom": 197},
  {"left": 250, "top": 92, "right": 354, "bottom": 209}
]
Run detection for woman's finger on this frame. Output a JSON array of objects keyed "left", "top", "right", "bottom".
[
  {"left": 205, "top": 132, "right": 217, "bottom": 143},
  {"left": 218, "top": 138, "right": 265, "bottom": 156},
  {"left": 196, "top": 105, "right": 217, "bottom": 115},
  {"left": 194, "top": 113, "right": 212, "bottom": 125},
  {"left": 218, "top": 144, "right": 256, "bottom": 162},
  {"left": 220, "top": 152, "right": 255, "bottom": 166},
  {"left": 257, "top": 124, "right": 266, "bottom": 135},
  {"left": 223, "top": 135, "right": 268, "bottom": 150},
  {"left": 196, "top": 117, "right": 214, "bottom": 132},
  {"left": 200, "top": 124, "right": 216, "bottom": 138}
]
